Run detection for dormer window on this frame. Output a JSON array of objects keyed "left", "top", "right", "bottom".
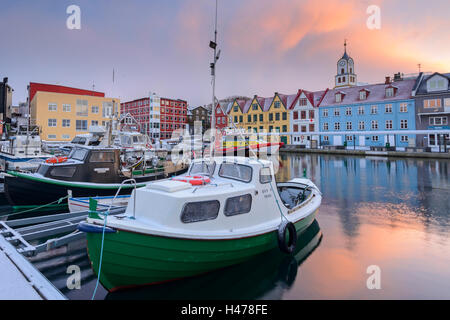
[
  {"left": 335, "top": 93, "right": 342, "bottom": 103},
  {"left": 360, "top": 91, "right": 367, "bottom": 100},
  {"left": 386, "top": 87, "right": 394, "bottom": 97}
]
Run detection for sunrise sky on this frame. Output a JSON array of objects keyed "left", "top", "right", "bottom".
[{"left": 2, "top": 0, "right": 449, "bottom": 106}]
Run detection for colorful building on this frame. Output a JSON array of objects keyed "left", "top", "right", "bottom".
[
  {"left": 28, "top": 82, "right": 120, "bottom": 141},
  {"left": 318, "top": 77, "right": 417, "bottom": 149},
  {"left": 228, "top": 93, "right": 291, "bottom": 144},
  {"left": 412, "top": 72, "right": 450, "bottom": 150},
  {"left": 214, "top": 102, "right": 228, "bottom": 131},
  {"left": 121, "top": 94, "right": 187, "bottom": 140},
  {"left": 288, "top": 89, "right": 327, "bottom": 147}
]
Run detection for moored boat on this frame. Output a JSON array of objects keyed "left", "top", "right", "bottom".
[
  {"left": 79, "top": 156, "right": 322, "bottom": 292},
  {"left": 4, "top": 145, "right": 188, "bottom": 208}
]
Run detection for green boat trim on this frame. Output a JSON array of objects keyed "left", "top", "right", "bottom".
[
  {"left": 85, "top": 212, "right": 316, "bottom": 292},
  {"left": 131, "top": 167, "right": 165, "bottom": 176},
  {"left": 7, "top": 170, "right": 147, "bottom": 190}
]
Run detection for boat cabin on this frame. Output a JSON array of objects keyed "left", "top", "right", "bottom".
[
  {"left": 121, "top": 156, "right": 319, "bottom": 237},
  {"left": 36, "top": 146, "right": 122, "bottom": 183}
]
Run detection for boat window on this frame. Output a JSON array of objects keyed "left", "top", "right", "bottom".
[
  {"left": 50, "top": 166, "right": 76, "bottom": 178},
  {"left": 71, "top": 136, "right": 87, "bottom": 145},
  {"left": 89, "top": 151, "right": 115, "bottom": 163},
  {"left": 181, "top": 200, "right": 220, "bottom": 223},
  {"left": 224, "top": 194, "right": 252, "bottom": 216},
  {"left": 190, "top": 161, "right": 216, "bottom": 175},
  {"left": 218, "top": 163, "right": 252, "bottom": 183},
  {"left": 69, "top": 148, "right": 89, "bottom": 161},
  {"left": 120, "top": 136, "right": 132, "bottom": 146},
  {"left": 260, "top": 167, "right": 272, "bottom": 184}
]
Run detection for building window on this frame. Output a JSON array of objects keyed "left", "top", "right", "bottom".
[
  {"left": 247, "top": 115, "right": 251, "bottom": 122},
  {"left": 346, "top": 122, "right": 352, "bottom": 130},
  {"left": 346, "top": 135, "right": 353, "bottom": 141},
  {"left": 62, "top": 134, "right": 70, "bottom": 140},
  {"left": 233, "top": 106, "right": 238, "bottom": 112},
  {"left": 62, "top": 119, "right": 70, "bottom": 127},
  {"left": 401, "top": 136, "right": 409, "bottom": 142},
  {"left": 294, "top": 124, "right": 299, "bottom": 132},
  {"left": 400, "top": 103, "right": 408, "bottom": 113},
  {"left": 358, "top": 121, "right": 365, "bottom": 130},
  {"left": 400, "top": 120, "right": 408, "bottom": 129},
  {"left": 358, "top": 106, "right": 364, "bottom": 115},
  {"left": 386, "top": 87, "right": 394, "bottom": 97},
  {"left": 429, "top": 117, "right": 448, "bottom": 126},
  {"left": 323, "top": 109, "right": 328, "bottom": 117},
  {"left": 301, "top": 125, "right": 307, "bottom": 133},
  {"left": 359, "top": 91, "right": 367, "bottom": 100},
  {"left": 309, "top": 124, "right": 315, "bottom": 132},
  {"left": 259, "top": 114, "right": 264, "bottom": 122},
  {"left": 274, "top": 101, "right": 281, "bottom": 109},
  {"left": 370, "top": 105, "right": 378, "bottom": 114},
  {"left": 323, "top": 136, "right": 329, "bottom": 142},
  {"left": 299, "top": 98, "right": 307, "bottom": 106},
  {"left": 48, "top": 103, "right": 57, "bottom": 111},
  {"left": 76, "top": 99, "right": 88, "bottom": 116},
  {"left": 346, "top": 107, "right": 352, "bottom": 116},
  {"left": 282, "top": 125, "right": 287, "bottom": 132},
  {"left": 323, "top": 123, "right": 328, "bottom": 131},
  {"left": 92, "top": 106, "right": 99, "bottom": 114},
  {"left": 282, "top": 112, "right": 287, "bottom": 120},
  {"left": 103, "top": 102, "right": 113, "bottom": 117},
  {"left": 48, "top": 119, "right": 57, "bottom": 127},
  {"left": 252, "top": 103, "right": 259, "bottom": 111},
  {"left": 275, "top": 113, "right": 280, "bottom": 121},
  {"left": 293, "top": 111, "right": 299, "bottom": 120},
  {"left": 371, "top": 120, "right": 378, "bottom": 130},
  {"left": 423, "top": 99, "right": 441, "bottom": 108},
  {"left": 62, "top": 104, "right": 71, "bottom": 112},
  {"left": 47, "top": 134, "right": 57, "bottom": 139},
  {"left": 385, "top": 104, "right": 392, "bottom": 113},
  {"left": 385, "top": 120, "right": 393, "bottom": 129},
  {"left": 253, "top": 114, "right": 257, "bottom": 122},
  {"left": 372, "top": 136, "right": 379, "bottom": 142},
  {"left": 334, "top": 109, "right": 340, "bottom": 116},
  {"left": 76, "top": 120, "right": 88, "bottom": 131},
  {"left": 91, "top": 120, "right": 99, "bottom": 126},
  {"left": 334, "top": 122, "right": 340, "bottom": 130},
  {"left": 444, "top": 98, "right": 450, "bottom": 107},
  {"left": 269, "top": 113, "right": 273, "bottom": 121},
  {"left": 335, "top": 94, "right": 342, "bottom": 103}
]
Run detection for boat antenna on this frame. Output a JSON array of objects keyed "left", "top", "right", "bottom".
[{"left": 209, "top": 0, "right": 219, "bottom": 160}]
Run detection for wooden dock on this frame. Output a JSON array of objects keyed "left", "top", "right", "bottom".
[{"left": 0, "top": 234, "right": 66, "bottom": 300}]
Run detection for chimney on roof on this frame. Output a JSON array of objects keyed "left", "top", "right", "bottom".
[
  {"left": 385, "top": 76, "right": 391, "bottom": 84},
  {"left": 393, "top": 72, "right": 403, "bottom": 81}
]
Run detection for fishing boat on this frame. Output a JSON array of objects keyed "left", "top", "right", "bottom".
[
  {"left": 105, "top": 219, "right": 322, "bottom": 300},
  {"left": 79, "top": 0, "right": 322, "bottom": 294},
  {"left": 4, "top": 145, "right": 188, "bottom": 208},
  {"left": 79, "top": 156, "right": 322, "bottom": 291}
]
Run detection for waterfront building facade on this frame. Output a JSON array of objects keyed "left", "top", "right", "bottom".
[
  {"left": 121, "top": 94, "right": 187, "bottom": 140},
  {"left": 214, "top": 102, "right": 228, "bottom": 131},
  {"left": 318, "top": 77, "right": 417, "bottom": 149},
  {"left": 289, "top": 89, "right": 327, "bottom": 147},
  {"left": 413, "top": 72, "right": 450, "bottom": 151},
  {"left": 29, "top": 82, "right": 119, "bottom": 142},
  {"left": 187, "top": 105, "right": 211, "bottom": 135}
]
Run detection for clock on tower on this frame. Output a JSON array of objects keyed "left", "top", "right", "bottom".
[{"left": 334, "top": 40, "right": 357, "bottom": 88}]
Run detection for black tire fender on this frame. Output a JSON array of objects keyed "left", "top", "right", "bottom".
[{"left": 277, "top": 221, "right": 297, "bottom": 254}]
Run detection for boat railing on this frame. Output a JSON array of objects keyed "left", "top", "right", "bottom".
[
  {"left": 109, "top": 179, "right": 137, "bottom": 219},
  {"left": 192, "top": 182, "right": 234, "bottom": 193}
]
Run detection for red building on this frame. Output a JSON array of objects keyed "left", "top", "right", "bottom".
[
  {"left": 214, "top": 102, "right": 228, "bottom": 130},
  {"left": 121, "top": 95, "right": 188, "bottom": 140}
]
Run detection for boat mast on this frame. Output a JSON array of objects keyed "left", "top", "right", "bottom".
[{"left": 209, "top": 0, "right": 219, "bottom": 159}]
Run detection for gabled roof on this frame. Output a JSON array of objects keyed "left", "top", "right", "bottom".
[
  {"left": 415, "top": 72, "right": 450, "bottom": 95},
  {"left": 318, "top": 79, "right": 416, "bottom": 107},
  {"left": 288, "top": 89, "right": 328, "bottom": 109}
]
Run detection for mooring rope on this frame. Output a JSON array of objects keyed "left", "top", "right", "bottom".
[
  {"left": 91, "top": 210, "right": 109, "bottom": 300},
  {"left": 0, "top": 195, "right": 69, "bottom": 218}
]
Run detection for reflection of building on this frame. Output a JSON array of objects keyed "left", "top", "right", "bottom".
[
  {"left": 29, "top": 82, "right": 120, "bottom": 141},
  {"left": 413, "top": 72, "right": 450, "bottom": 150}
]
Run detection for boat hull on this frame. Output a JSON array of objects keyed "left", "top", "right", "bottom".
[{"left": 85, "top": 210, "right": 317, "bottom": 292}]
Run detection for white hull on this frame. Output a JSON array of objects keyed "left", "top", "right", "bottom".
[{"left": 68, "top": 195, "right": 131, "bottom": 213}]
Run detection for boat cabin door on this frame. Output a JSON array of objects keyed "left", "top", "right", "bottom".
[{"left": 86, "top": 150, "right": 120, "bottom": 183}]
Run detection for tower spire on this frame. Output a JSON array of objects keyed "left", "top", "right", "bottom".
[{"left": 344, "top": 39, "right": 347, "bottom": 53}]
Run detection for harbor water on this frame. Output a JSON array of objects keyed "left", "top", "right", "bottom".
[{"left": 1, "top": 153, "right": 449, "bottom": 299}]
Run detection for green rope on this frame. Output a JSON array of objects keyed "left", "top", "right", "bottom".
[{"left": 0, "top": 195, "right": 69, "bottom": 218}]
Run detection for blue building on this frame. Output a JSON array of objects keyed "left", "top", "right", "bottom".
[{"left": 318, "top": 46, "right": 418, "bottom": 149}]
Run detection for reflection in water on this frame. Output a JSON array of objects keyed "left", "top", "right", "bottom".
[
  {"left": 106, "top": 220, "right": 322, "bottom": 300},
  {"left": 5, "top": 153, "right": 449, "bottom": 299}
]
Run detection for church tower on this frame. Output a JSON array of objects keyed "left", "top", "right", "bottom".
[{"left": 334, "top": 40, "right": 357, "bottom": 88}]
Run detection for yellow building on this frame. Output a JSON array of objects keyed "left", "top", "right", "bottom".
[
  {"left": 29, "top": 83, "right": 120, "bottom": 141},
  {"left": 228, "top": 93, "right": 290, "bottom": 144}
]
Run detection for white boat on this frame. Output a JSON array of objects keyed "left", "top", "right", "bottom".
[{"left": 68, "top": 194, "right": 131, "bottom": 213}]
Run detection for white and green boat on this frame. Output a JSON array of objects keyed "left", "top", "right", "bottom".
[{"left": 79, "top": 156, "right": 322, "bottom": 292}]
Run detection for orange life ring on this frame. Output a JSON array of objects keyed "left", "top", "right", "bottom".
[
  {"left": 173, "top": 175, "right": 211, "bottom": 186},
  {"left": 46, "top": 156, "right": 68, "bottom": 164}
]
